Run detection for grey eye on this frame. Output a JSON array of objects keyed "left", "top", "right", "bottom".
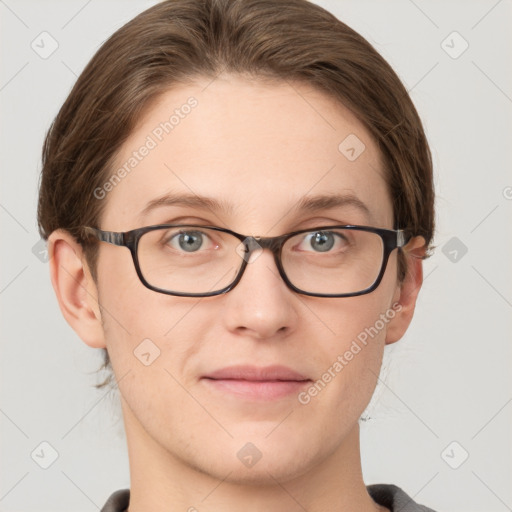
[
  {"left": 174, "top": 231, "right": 205, "bottom": 252},
  {"left": 309, "top": 232, "right": 335, "bottom": 252}
]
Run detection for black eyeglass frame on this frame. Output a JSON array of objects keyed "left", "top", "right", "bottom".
[{"left": 82, "top": 224, "right": 411, "bottom": 298}]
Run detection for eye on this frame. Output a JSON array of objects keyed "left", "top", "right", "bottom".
[
  {"left": 165, "top": 230, "right": 216, "bottom": 253},
  {"left": 297, "top": 230, "right": 349, "bottom": 253}
]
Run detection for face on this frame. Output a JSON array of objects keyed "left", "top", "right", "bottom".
[{"left": 85, "top": 74, "right": 410, "bottom": 483}]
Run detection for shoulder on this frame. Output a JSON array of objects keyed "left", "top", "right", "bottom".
[
  {"left": 101, "top": 485, "right": 439, "bottom": 512},
  {"left": 101, "top": 489, "right": 130, "bottom": 512},
  {"left": 367, "top": 483, "right": 438, "bottom": 512}
]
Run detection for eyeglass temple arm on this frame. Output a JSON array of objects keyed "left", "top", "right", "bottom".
[
  {"left": 82, "top": 226, "right": 125, "bottom": 246},
  {"left": 397, "top": 229, "right": 416, "bottom": 248},
  {"left": 397, "top": 230, "right": 407, "bottom": 247}
]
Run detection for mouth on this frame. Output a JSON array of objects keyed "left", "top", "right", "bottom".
[{"left": 201, "top": 365, "right": 312, "bottom": 400}]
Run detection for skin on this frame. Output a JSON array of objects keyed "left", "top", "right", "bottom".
[{"left": 48, "top": 73, "right": 426, "bottom": 512}]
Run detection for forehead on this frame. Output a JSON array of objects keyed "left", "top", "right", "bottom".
[{"left": 102, "top": 74, "right": 393, "bottom": 232}]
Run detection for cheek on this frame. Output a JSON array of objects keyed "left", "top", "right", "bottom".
[
  {"left": 95, "top": 248, "right": 211, "bottom": 373},
  {"left": 305, "top": 270, "right": 399, "bottom": 412},
  {"left": 96, "top": 274, "right": 216, "bottom": 451}
]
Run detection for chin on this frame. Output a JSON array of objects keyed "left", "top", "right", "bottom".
[
  {"left": 182, "top": 430, "right": 326, "bottom": 486},
  {"left": 203, "top": 454, "right": 313, "bottom": 486}
]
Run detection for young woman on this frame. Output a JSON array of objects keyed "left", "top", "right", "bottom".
[{"left": 38, "top": 0, "right": 436, "bottom": 510}]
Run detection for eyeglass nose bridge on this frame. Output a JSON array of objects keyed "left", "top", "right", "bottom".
[
  {"left": 232, "top": 234, "right": 292, "bottom": 295},
  {"left": 236, "top": 234, "right": 286, "bottom": 265}
]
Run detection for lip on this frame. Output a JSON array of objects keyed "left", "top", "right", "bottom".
[{"left": 201, "top": 365, "right": 311, "bottom": 400}]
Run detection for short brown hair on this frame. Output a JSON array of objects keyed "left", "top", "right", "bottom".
[{"left": 38, "top": 0, "right": 435, "bottom": 386}]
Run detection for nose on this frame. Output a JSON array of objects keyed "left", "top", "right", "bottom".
[{"left": 221, "top": 247, "right": 298, "bottom": 339}]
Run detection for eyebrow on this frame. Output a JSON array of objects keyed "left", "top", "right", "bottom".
[
  {"left": 292, "top": 193, "right": 371, "bottom": 221},
  {"left": 140, "top": 192, "right": 371, "bottom": 222},
  {"left": 140, "top": 192, "right": 234, "bottom": 218}
]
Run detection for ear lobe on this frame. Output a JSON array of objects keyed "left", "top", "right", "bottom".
[
  {"left": 385, "top": 236, "right": 426, "bottom": 345},
  {"left": 48, "top": 229, "right": 106, "bottom": 349}
]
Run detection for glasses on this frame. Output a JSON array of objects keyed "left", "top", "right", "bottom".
[{"left": 82, "top": 224, "right": 411, "bottom": 298}]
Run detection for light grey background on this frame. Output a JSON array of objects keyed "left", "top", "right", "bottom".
[{"left": 1, "top": 1, "right": 511, "bottom": 511}]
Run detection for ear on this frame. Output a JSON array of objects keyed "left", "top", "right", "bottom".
[
  {"left": 385, "top": 236, "right": 426, "bottom": 345},
  {"left": 47, "top": 229, "right": 106, "bottom": 349}
]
